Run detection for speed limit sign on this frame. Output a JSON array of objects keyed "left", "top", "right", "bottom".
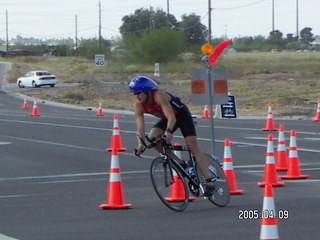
[{"left": 95, "top": 54, "right": 105, "bottom": 67}]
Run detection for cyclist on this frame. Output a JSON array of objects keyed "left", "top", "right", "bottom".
[{"left": 129, "top": 76, "right": 216, "bottom": 197}]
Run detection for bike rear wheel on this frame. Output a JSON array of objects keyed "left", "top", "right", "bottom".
[
  {"left": 196, "top": 154, "right": 230, "bottom": 207},
  {"left": 150, "top": 157, "right": 189, "bottom": 212}
]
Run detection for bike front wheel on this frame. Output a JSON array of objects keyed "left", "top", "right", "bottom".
[
  {"left": 196, "top": 154, "right": 230, "bottom": 207},
  {"left": 150, "top": 157, "right": 189, "bottom": 212}
]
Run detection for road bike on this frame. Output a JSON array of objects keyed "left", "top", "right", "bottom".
[{"left": 136, "top": 135, "right": 230, "bottom": 212}]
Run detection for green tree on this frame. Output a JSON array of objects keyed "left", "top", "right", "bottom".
[
  {"left": 267, "top": 30, "right": 285, "bottom": 49},
  {"left": 178, "top": 13, "right": 207, "bottom": 46},
  {"left": 120, "top": 8, "right": 177, "bottom": 38},
  {"left": 285, "top": 33, "right": 296, "bottom": 43},
  {"left": 130, "top": 27, "right": 185, "bottom": 63},
  {"left": 77, "top": 38, "right": 111, "bottom": 59},
  {"left": 300, "top": 27, "right": 314, "bottom": 45},
  {"left": 53, "top": 44, "right": 73, "bottom": 56}
]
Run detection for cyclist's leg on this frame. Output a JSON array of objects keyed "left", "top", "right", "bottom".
[
  {"left": 177, "top": 108, "right": 216, "bottom": 196},
  {"left": 148, "top": 126, "right": 164, "bottom": 153},
  {"left": 184, "top": 136, "right": 211, "bottom": 179},
  {"left": 184, "top": 137, "right": 216, "bottom": 196}
]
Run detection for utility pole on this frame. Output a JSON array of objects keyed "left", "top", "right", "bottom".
[
  {"left": 98, "top": 1, "right": 102, "bottom": 53},
  {"left": 6, "top": 10, "right": 9, "bottom": 59},
  {"left": 272, "top": 0, "right": 275, "bottom": 32},
  {"left": 75, "top": 15, "right": 78, "bottom": 56},
  {"left": 208, "top": 0, "right": 212, "bottom": 44},
  {"left": 149, "top": 6, "right": 152, "bottom": 34},
  {"left": 167, "top": 0, "right": 170, "bottom": 15},
  {"left": 296, "top": 0, "right": 299, "bottom": 40}
]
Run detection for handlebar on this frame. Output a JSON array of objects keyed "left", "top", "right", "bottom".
[
  {"left": 134, "top": 134, "right": 189, "bottom": 157},
  {"left": 137, "top": 134, "right": 173, "bottom": 149},
  {"left": 134, "top": 134, "right": 173, "bottom": 157}
]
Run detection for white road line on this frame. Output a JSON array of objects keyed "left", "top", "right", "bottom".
[
  {"left": 0, "top": 142, "right": 11, "bottom": 145},
  {"left": 0, "top": 170, "right": 148, "bottom": 182},
  {"left": 0, "top": 118, "right": 113, "bottom": 132},
  {"left": 0, "top": 195, "right": 27, "bottom": 199},
  {"left": 0, "top": 118, "right": 319, "bottom": 153}
]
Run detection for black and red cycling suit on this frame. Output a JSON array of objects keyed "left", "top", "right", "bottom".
[{"left": 141, "top": 89, "right": 196, "bottom": 137}]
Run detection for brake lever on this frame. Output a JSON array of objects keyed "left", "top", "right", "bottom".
[{"left": 134, "top": 148, "right": 142, "bottom": 158}]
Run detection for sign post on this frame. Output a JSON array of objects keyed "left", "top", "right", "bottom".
[
  {"left": 192, "top": 41, "right": 231, "bottom": 161},
  {"left": 154, "top": 63, "right": 160, "bottom": 77},
  {"left": 191, "top": 67, "right": 228, "bottom": 160}
]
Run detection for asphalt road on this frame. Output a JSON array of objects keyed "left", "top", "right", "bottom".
[{"left": 0, "top": 62, "right": 319, "bottom": 240}]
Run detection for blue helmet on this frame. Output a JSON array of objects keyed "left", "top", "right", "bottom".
[{"left": 129, "top": 76, "right": 158, "bottom": 93}]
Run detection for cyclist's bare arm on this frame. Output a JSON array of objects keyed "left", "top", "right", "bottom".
[
  {"left": 153, "top": 90, "right": 176, "bottom": 142},
  {"left": 134, "top": 102, "right": 146, "bottom": 155}
]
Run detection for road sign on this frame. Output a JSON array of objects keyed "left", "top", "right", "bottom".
[
  {"left": 95, "top": 54, "right": 105, "bottom": 67},
  {"left": 154, "top": 63, "right": 160, "bottom": 77},
  {"left": 221, "top": 95, "right": 237, "bottom": 118},
  {"left": 191, "top": 68, "right": 228, "bottom": 105}
]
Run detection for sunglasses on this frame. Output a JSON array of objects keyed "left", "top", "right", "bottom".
[{"left": 134, "top": 91, "right": 143, "bottom": 95}]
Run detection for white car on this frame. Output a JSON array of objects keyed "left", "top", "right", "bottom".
[{"left": 17, "top": 71, "right": 57, "bottom": 88}]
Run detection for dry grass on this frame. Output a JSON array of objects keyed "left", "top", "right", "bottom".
[{"left": 3, "top": 52, "right": 320, "bottom": 118}]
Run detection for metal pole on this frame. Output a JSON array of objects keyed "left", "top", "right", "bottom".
[
  {"left": 272, "top": 0, "right": 274, "bottom": 32},
  {"left": 6, "top": 10, "right": 9, "bottom": 59},
  {"left": 75, "top": 15, "right": 78, "bottom": 56},
  {"left": 98, "top": 1, "right": 102, "bottom": 53},
  {"left": 207, "top": 66, "right": 216, "bottom": 156},
  {"left": 201, "top": 54, "right": 221, "bottom": 164},
  {"left": 208, "top": 0, "right": 212, "bottom": 44},
  {"left": 296, "top": 0, "right": 299, "bottom": 39}
]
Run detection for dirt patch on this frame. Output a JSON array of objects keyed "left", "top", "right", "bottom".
[{"left": 9, "top": 72, "right": 320, "bottom": 119}]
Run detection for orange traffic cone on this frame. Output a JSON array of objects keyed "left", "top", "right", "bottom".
[
  {"left": 280, "top": 130, "right": 309, "bottom": 179},
  {"left": 223, "top": 139, "right": 244, "bottom": 194},
  {"left": 258, "top": 135, "right": 284, "bottom": 187},
  {"left": 262, "top": 103, "right": 277, "bottom": 131},
  {"left": 99, "top": 148, "right": 132, "bottom": 209},
  {"left": 30, "top": 99, "right": 40, "bottom": 116},
  {"left": 21, "top": 98, "right": 29, "bottom": 109},
  {"left": 165, "top": 143, "right": 196, "bottom": 202},
  {"left": 165, "top": 172, "right": 190, "bottom": 202},
  {"left": 314, "top": 100, "right": 320, "bottom": 122},
  {"left": 275, "top": 125, "right": 288, "bottom": 171},
  {"left": 259, "top": 184, "right": 280, "bottom": 240},
  {"left": 202, "top": 105, "right": 209, "bottom": 119},
  {"left": 106, "top": 114, "right": 126, "bottom": 152},
  {"left": 96, "top": 102, "right": 104, "bottom": 116}
]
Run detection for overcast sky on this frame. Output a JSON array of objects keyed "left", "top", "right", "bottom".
[{"left": 0, "top": 0, "right": 319, "bottom": 41}]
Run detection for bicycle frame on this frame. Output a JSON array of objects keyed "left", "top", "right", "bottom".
[
  {"left": 137, "top": 134, "right": 209, "bottom": 196},
  {"left": 138, "top": 134, "right": 230, "bottom": 211},
  {"left": 160, "top": 143, "right": 202, "bottom": 193}
]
